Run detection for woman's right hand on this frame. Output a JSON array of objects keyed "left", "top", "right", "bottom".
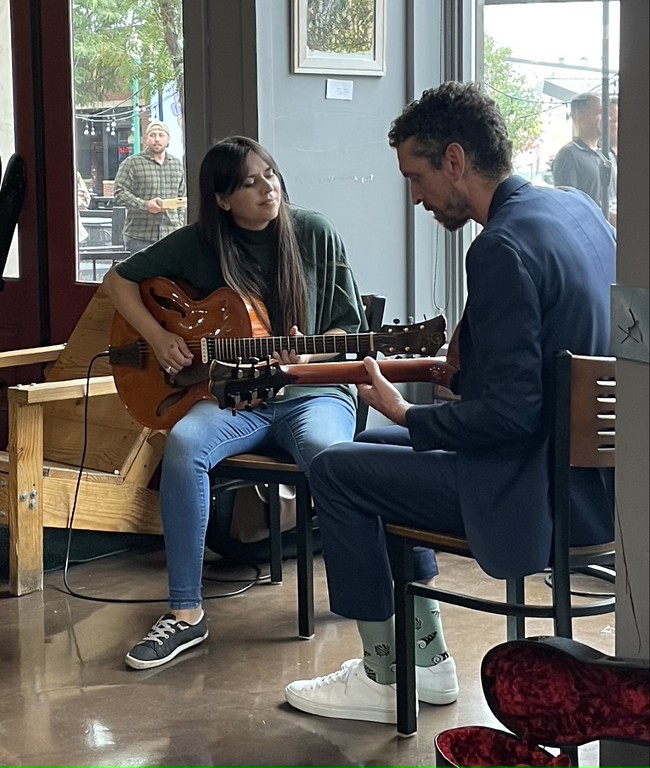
[{"left": 150, "top": 329, "right": 194, "bottom": 376}]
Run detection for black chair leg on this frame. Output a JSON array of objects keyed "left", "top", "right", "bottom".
[
  {"left": 394, "top": 538, "right": 417, "bottom": 737},
  {"left": 552, "top": 560, "right": 574, "bottom": 639},
  {"left": 506, "top": 578, "right": 526, "bottom": 640},
  {"left": 267, "top": 485, "right": 283, "bottom": 585},
  {"left": 296, "top": 483, "right": 314, "bottom": 639}
]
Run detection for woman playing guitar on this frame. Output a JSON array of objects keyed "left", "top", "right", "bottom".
[{"left": 102, "top": 136, "right": 368, "bottom": 670}]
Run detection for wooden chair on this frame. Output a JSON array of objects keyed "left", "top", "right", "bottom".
[
  {"left": 0, "top": 286, "right": 164, "bottom": 596},
  {"left": 212, "top": 294, "right": 387, "bottom": 639},
  {"left": 387, "top": 350, "right": 617, "bottom": 736}
]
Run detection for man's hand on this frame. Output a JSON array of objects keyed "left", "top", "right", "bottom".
[
  {"left": 357, "top": 357, "right": 412, "bottom": 426},
  {"left": 146, "top": 197, "right": 165, "bottom": 214},
  {"left": 446, "top": 322, "right": 461, "bottom": 373}
]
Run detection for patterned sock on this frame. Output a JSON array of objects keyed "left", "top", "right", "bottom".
[
  {"left": 356, "top": 617, "right": 396, "bottom": 684},
  {"left": 414, "top": 596, "right": 450, "bottom": 668}
]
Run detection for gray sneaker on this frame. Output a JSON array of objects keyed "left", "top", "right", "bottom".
[{"left": 125, "top": 613, "right": 209, "bottom": 670}]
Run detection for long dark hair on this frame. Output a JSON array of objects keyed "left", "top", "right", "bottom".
[{"left": 197, "top": 136, "right": 307, "bottom": 333}]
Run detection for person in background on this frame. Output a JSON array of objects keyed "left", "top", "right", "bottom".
[
  {"left": 102, "top": 136, "right": 367, "bottom": 670},
  {"left": 113, "top": 120, "right": 186, "bottom": 255},
  {"left": 607, "top": 95, "right": 618, "bottom": 226},
  {"left": 76, "top": 171, "right": 91, "bottom": 244},
  {"left": 284, "top": 81, "right": 615, "bottom": 725},
  {"left": 552, "top": 92, "right": 614, "bottom": 224}
]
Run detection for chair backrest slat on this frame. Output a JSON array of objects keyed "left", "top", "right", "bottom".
[{"left": 568, "top": 354, "right": 616, "bottom": 468}]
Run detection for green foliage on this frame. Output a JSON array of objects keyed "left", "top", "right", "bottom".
[
  {"left": 483, "top": 35, "right": 543, "bottom": 156},
  {"left": 72, "top": 0, "right": 183, "bottom": 109},
  {"left": 306, "top": 0, "right": 375, "bottom": 54}
]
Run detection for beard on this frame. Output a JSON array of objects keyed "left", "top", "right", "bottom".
[{"left": 431, "top": 188, "right": 472, "bottom": 231}]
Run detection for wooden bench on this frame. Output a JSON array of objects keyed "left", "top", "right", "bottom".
[{"left": 0, "top": 287, "right": 163, "bottom": 595}]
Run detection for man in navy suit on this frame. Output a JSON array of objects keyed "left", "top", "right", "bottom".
[{"left": 284, "top": 82, "right": 616, "bottom": 725}]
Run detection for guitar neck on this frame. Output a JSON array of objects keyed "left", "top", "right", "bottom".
[
  {"left": 272, "top": 358, "right": 443, "bottom": 386},
  {"left": 202, "top": 332, "right": 377, "bottom": 362}
]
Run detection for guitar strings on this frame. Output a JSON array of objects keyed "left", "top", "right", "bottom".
[{"left": 123, "top": 326, "right": 445, "bottom": 359}]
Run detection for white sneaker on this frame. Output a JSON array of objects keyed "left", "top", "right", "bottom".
[
  {"left": 416, "top": 656, "right": 459, "bottom": 705},
  {"left": 285, "top": 658, "right": 414, "bottom": 724},
  {"left": 341, "top": 656, "right": 459, "bottom": 706}
]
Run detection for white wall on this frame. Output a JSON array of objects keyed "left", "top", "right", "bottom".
[{"left": 256, "top": 0, "right": 436, "bottom": 328}]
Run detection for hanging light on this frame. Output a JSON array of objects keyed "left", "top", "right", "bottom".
[
  {"left": 84, "top": 121, "right": 90, "bottom": 136},
  {"left": 90, "top": 123, "right": 96, "bottom": 136}
]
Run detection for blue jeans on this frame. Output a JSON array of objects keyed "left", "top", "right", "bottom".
[{"left": 160, "top": 395, "right": 356, "bottom": 610}]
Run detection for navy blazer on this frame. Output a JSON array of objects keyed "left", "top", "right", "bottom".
[{"left": 406, "top": 176, "right": 616, "bottom": 579}]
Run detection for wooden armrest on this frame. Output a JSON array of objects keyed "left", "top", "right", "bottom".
[
  {"left": 8, "top": 375, "right": 117, "bottom": 405},
  {"left": 0, "top": 344, "right": 66, "bottom": 369}
]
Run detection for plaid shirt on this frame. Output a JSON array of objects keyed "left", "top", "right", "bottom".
[{"left": 113, "top": 150, "right": 186, "bottom": 241}]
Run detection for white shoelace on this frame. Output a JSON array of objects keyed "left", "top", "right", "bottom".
[
  {"left": 314, "top": 661, "right": 358, "bottom": 689},
  {"left": 141, "top": 616, "right": 179, "bottom": 645}
]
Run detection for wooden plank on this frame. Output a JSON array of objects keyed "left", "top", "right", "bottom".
[
  {"left": 8, "top": 401, "right": 44, "bottom": 595},
  {"left": 8, "top": 376, "right": 117, "bottom": 404},
  {"left": 0, "top": 452, "right": 123, "bottom": 484},
  {"left": 45, "top": 286, "right": 115, "bottom": 381},
  {"left": 41, "top": 477, "right": 161, "bottom": 534},
  {"left": 0, "top": 344, "right": 65, "bottom": 369}
]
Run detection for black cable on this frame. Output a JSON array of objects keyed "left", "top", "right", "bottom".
[
  {"left": 542, "top": 569, "right": 615, "bottom": 600},
  {"left": 58, "top": 352, "right": 270, "bottom": 603}
]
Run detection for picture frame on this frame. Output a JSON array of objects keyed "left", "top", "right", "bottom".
[{"left": 292, "top": 0, "right": 386, "bottom": 77}]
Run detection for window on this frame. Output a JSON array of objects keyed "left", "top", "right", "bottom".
[
  {"left": 0, "top": 0, "right": 19, "bottom": 278},
  {"left": 71, "top": 0, "right": 186, "bottom": 282},
  {"left": 480, "top": 0, "right": 619, "bottom": 224}
]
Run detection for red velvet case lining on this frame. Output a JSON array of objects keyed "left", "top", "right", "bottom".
[{"left": 435, "top": 637, "right": 649, "bottom": 767}]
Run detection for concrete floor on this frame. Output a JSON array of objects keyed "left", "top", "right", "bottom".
[{"left": 0, "top": 545, "right": 619, "bottom": 766}]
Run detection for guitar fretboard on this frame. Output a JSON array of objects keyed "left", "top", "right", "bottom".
[{"left": 201, "top": 332, "right": 376, "bottom": 363}]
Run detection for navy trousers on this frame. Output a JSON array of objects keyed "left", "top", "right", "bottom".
[{"left": 310, "top": 426, "right": 466, "bottom": 621}]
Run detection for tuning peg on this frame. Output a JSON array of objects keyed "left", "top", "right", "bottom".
[
  {"left": 248, "top": 356, "right": 260, "bottom": 366},
  {"left": 393, "top": 318, "right": 401, "bottom": 324},
  {"left": 407, "top": 316, "right": 414, "bottom": 324}
]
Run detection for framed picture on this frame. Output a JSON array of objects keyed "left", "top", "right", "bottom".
[{"left": 292, "top": 0, "right": 386, "bottom": 76}]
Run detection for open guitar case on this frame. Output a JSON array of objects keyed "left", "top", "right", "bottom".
[{"left": 435, "top": 636, "right": 649, "bottom": 766}]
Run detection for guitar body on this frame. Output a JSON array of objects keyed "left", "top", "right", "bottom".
[{"left": 110, "top": 277, "right": 269, "bottom": 429}]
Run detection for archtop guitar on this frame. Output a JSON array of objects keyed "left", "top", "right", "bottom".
[{"left": 109, "top": 276, "right": 446, "bottom": 429}]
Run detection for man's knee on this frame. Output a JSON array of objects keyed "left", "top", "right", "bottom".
[{"left": 310, "top": 443, "right": 357, "bottom": 493}]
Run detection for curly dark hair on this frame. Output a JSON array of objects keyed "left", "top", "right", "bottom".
[{"left": 388, "top": 81, "right": 512, "bottom": 181}]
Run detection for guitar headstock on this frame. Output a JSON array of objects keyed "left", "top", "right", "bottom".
[
  {"left": 209, "top": 359, "right": 293, "bottom": 411},
  {"left": 376, "top": 315, "right": 446, "bottom": 357}
]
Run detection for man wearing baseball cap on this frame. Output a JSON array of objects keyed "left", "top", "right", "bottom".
[{"left": 113, "top": 120, "right": 186, "bottom": 254}]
